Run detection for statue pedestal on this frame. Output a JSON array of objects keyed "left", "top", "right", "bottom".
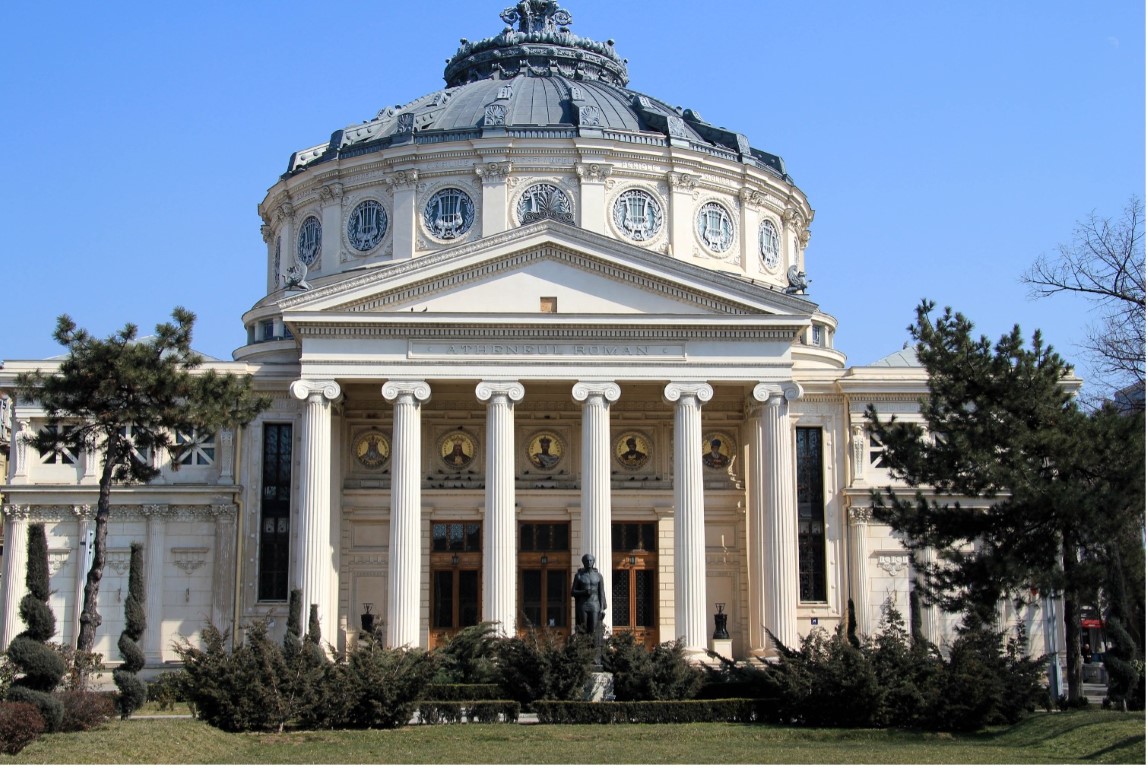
[
  {"left": 709, "top": 638, "right": 733, "bottom": 660},
  {"left": 582, "top": 671, "right": 615, "bottom": 702}
]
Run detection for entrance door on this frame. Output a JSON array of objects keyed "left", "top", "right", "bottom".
[
  {"left": 429, "top": 522, "right": 482, "bottom": 649},
  {"left": 611, "top": 522, "right": 659, "bottom": 648},
  {"left": 518, "top": 522, "right": 571, "bottom": 633}
]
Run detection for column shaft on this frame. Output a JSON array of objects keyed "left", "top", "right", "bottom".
[
  {"left": 290, "top": 380, "right": 341, "bottom": 650},
  {"left": 664, "top": 382, "right": 713, "bottom": 653},
  {"left": 145, "top": 514, "right": 166, "bottom": 663},
  {"left": 754, "top": 383, "right": 802, "bottom": 651},
  {"left": 382, "top": 381, "right": 431, "bottom": 648},
  {"left": 573, "top": 382, "right": 621, "bottom": 631},
  {"left": 745, "top": 402, "right": 768, "bottom": 653},
  {"left": 477, "top": 382, "right": 524, "bottom": 636},
  {"left": 848, "top": 508, "right": 872, "bottom": 638}
]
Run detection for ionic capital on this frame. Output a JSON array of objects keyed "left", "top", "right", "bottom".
[
  {"left": 290, "top": 380, "right": 342, "bottom": 402},
  {"left": 382, "top": 381, "right": 432, "bottom": 404},
  {"left": 751, "top": 381, "right": 804, "bottom": 405},
  {"left": 572, "top": 381, "right": 621, "bottom": 405},
  {"left": 476, "top": 381, "right": 525, "bottom": 404},
  {"left": 663, "top": 381, "right": 714, "bottom": 406}
]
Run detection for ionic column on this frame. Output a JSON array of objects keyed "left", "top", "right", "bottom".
[
  {"left": 752, "top": 382, "right": 803, "bottom": 651},
  {"left": 476, "top": 381, "right": 525, "bottom": 636},
  {"left": 382, "top": 381, "right": 431, "bottom": 649},
  {"left": 848, "top": 507, "right": 872, "bottom": 638},
  {"left": 572, "top": 381, "right": 621, "bottom": 631},
  {"left": 290, "top": 379, "right": 342, "bottom": 651},
  {"left": 745, "top": 396, "right": 768, "bottom": 654},
  {"left": 0, "top": 508, "right": 29, "bottom": 647},
  {"left": 663, "top": 382, "right": 713, "bottom": 653}
]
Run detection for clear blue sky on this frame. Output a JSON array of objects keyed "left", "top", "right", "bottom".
[{"left": 2, "top": 1, "right": 1143, "bottom": 400}]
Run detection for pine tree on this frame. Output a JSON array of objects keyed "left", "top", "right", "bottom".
[
  {"left": 866, "top": 300, "right": 1144, "bottom": 702},
  {"left": 5, "top": 524, "right": 66, "bottom": 731},
  {"left": 16, "top": 309, "right": 269, "bottom": 664},
  {"left": 113, "top": 543, "right": 147, "bottom": 718}
]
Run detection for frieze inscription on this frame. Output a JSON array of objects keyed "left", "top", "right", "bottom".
[{"left": 410, "top": 342, "right": 686, "bottom": 359}]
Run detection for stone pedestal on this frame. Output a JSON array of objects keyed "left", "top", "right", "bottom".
[
  {"left": 582, "top": 671, "right": 615, "bottom": 702},
  {"left": 709, "top": 638, "right": 734, "bottom": 660}
]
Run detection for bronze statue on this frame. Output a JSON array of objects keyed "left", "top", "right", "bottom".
[{"left": 570, "top": 553, "right": 607, "bottom": 637}]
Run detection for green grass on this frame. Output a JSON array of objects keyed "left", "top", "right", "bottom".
[{"left": 2, "top": 710, "right": 1142, "bottom": 764}]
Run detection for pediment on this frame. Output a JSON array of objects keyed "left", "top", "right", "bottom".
[{"left": 279, "top": 221, "right": 814, "bottom": 318}]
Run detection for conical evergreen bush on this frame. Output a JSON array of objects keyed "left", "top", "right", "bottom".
[{"left": 113, "top": 543, "right": 147, "bottom": 717}]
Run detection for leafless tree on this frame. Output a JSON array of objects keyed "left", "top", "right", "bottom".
[{"left": 1023, "top": 196, "right": 1145, "bottom": 401}]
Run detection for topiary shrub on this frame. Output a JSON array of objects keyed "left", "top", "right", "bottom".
[
  {"left": 113, "top": 543, "right": 147, "bottom": 718},
  {"left": 497, "top": 629, "right": 594, "bottom": 707},
  {"left": 0, "top": 701, "right": 46, "bottom": 755},
  {"left": 1104, "top": 617, "right": 1145, "bottom": 712},
  {"left": 603, "top": 633, "right": 704, "bottom": 701},
  {"left": 5, "top": 524, "right": 66, "bottom": 732}
]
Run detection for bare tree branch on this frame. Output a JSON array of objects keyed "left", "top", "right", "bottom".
[{"left": 1023, "top": 196, "right": 1145, "bottom": 397}]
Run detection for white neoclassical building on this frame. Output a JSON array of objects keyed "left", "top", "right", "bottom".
[{"left": 0, "top": 1, "right": 1064, "bottom": 669}]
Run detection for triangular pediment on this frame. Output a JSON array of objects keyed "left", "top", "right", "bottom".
[{"left": 279, "top": 221, "right": 814, "bottom": 318}]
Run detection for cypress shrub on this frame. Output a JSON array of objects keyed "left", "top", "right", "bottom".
[
  {"left": 113, "top": 543, "right": 147, "bottom": 718},
  {"left": 1105, "top": 617, "right": 1145, "bottom": 711},
  {"left": 317, "top": 638, "right": 433, "bottom": 729},
  {"left": 429, "top": 622, "right": 502, "bottom": 684},
  {"left": 5, "top": 524, "right": 65, "bottom": 732}
]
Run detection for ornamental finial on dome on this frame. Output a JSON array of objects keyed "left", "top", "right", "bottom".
[{"left": 500, "top": 1, "right": 573, "bottom": 34}]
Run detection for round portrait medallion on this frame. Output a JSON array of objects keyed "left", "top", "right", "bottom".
[
  {"left": 701, "top": 432, "right": 735, "bottom": 471},
  {"left": 439, "top": 430, "right": 477, "bottom": 470},
  {"left": 354, "top": 431, "right": 390, "bottom": 469},
  {"left": 525, "top": 430, "right": 564, "bottom": 470},
  {"left": 614, "top": 431, "right": 652, "bottom": 471}
]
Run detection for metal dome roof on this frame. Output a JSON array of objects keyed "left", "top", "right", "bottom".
[{"left": 285, "top": 1, "right": 787, "bottom": 180}]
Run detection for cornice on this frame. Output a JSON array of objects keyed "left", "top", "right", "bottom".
[{"left": 1, "top": 503, "right": 237, "bottom": 522}]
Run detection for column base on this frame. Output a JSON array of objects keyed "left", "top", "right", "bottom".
[{"left": 708, "top": 638, "right": 734, "bottom": 660}]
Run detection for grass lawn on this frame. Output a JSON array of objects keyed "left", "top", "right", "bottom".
[{"left": 2, "top": 709, "right": 1142, "bottom": 764}]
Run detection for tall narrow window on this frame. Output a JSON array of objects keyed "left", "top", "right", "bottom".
[
  {"left": 796, "top": 427, "right": 827, "bottom": 602},
  {"left": 258, "top": 424, "right": 292, "bottom": 601}
]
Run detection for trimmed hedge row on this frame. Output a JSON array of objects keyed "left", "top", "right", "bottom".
[
  {"left": 416, "top": 700, "right": 521, "bottom": 724},
  {"left": 422, "top": 684, "right": 504, "bottom": 702},
  {"left": 534, "top": 698, "right": 766, "bottom": 724}
]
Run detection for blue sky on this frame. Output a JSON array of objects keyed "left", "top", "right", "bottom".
[{"left": 1, "top": 1, "right": 1143, "bottom": 400}]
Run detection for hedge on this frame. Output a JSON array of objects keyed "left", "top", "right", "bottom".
[
  {"left": 534, "top": 699, "right": 765, "bottom": 724},
  {"left": 416, "top": 700, "right": 521, "bottom": 724},
  {"left": 422, "top": 684, "right": 504, "bottom": 702}
]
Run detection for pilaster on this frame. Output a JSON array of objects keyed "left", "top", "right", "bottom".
[
  {"left": 847, "top": 506, "right": 872, "bottom": 638},
  {"left": 386, "top": 170, "right": 420, "bottom": 259},
  {"left": 575, "top": 162, "right": 613, "bottom": 234},
  {"left": 144, "top": 510, "right": 166, "bottom": 663},
  {"left": 475, "top": 161, "right": 512, "bottom": 237},
  {"left": 0, "top": 511, "right": 29, "bottom": 647}
]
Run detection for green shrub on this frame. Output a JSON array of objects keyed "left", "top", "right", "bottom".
[
  {"left": 603, "top": 633, "right": 704, "bottom": 701},
  {"left": 0, "top": 701, "right": 45, "bottom": 755},
  {"left": 497, "top": 629, "right": 594, "bottom": 706},
  {"left": 430, "top": 622, "right": 503, "bottom": 685},
  {"left": 317, "top": 638, "right": 433, "bottom": 730},
  {"left": 176, "top": 621, "right": 293, "bottom": 733},
  {"left": 467, "top": 700, "right": 520, "bottom": 723},
  {"left": 416, "top": 701, "right": 464, "bottom": 724},
  {"left": 423, "top": 683, "right": 504, "bottom": 701},
  {"left": 146, "top": 671, "right": 190, "bottom": 711}
]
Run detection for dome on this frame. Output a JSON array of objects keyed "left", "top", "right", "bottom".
[{"left": 286, "top": 1, "right": 786, "bottom": 180}]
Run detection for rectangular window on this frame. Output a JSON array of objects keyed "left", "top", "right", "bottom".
[
  {"left": 258, "top": 424, "right": 292, "bottom": 601},
  {"left": 518, "top": 523, "right": 570, "bottom": 631},
  {"left": 175, "top": 429, "right": 216, "bottom": 466},
  {"left": 38, "top": 425, "right": 77, "bottom": 465},
  {"left": 796, "top": 427, "right": 827, "bottom": 602},
  {"left": 540, "top": 297, "right": 557, "bottom": 313}
]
